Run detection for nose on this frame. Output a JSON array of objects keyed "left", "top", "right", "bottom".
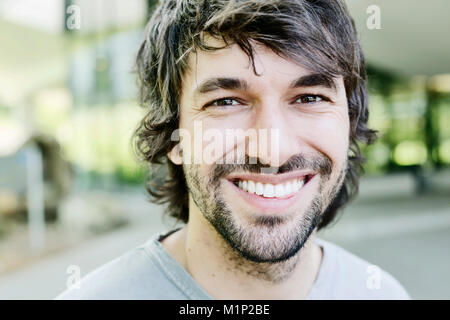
[{"left": 246, "top": 98, "right": 297, "bottom": 168}]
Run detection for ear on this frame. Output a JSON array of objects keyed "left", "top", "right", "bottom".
[{"left": 167, "top": 143, "right": 183, "bottom": 165}]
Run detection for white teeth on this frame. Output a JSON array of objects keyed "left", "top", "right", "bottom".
[
  {"left": 285, "top": 181, "right": 292, "bottom": 195},
  {"left": 293, "top": 179, "right": 305, "bottom": 192},
  {"left": 255, "top": 182, "right": 264, "bottom": 195},
  {"left": 293, "top": 180, "right": 300, "bottom": 192},
  {"left": 275, "top": 184, "right": 285, "bottom": 198},
  {"left": 299, "top": 179, "right": 305, "bottom": 188},
  {"left": 236, "top": 178, "right": 307, "bottom": 198},
  {"left": 247, "top": 180, "right": 255, "bottom": 194},
  {"left": 263, "top": 184, "right": 274, "bottom": 198}
]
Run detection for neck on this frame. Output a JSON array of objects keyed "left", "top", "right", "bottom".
[{"left": 161, "top": 206, "right": 323, "bottom": 299}]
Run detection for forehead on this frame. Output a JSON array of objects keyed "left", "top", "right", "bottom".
[{"left": 180, "top": 36, "right": 331, "bottom": 101}]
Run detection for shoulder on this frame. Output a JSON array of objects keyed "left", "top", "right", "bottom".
[
  {"left": 55, "top": 239, "right": 186, "bottom": 300},
  {"left": 312, "top": 238, "right": 410, "bottom": 300}
]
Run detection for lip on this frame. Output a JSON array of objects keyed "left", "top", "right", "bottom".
[{"left": 225, "top": 172, "right": 316, "bottom": 214}]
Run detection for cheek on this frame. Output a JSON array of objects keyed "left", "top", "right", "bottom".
[
  {"left": 180, "top": 114, "right": 252, "bottom": 165},
  {"left": 184, "top": 163, "right": 214, "bottom": 196},
  {"left": 292, "top": 112, "right": 349, "bottom": 166}
]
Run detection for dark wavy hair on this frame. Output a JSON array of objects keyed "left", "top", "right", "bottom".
[{"left": 133, "top": 0, "right": 377, "bottom": 229}]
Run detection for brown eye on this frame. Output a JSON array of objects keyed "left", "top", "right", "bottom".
[
  {"left": 211, "top": 98, "right": 240, "bottom": 107},
  {"left": 203, "top": 97, "right": 242, "bottom": 110},
  {"left": 296, "top": 95, "right": 324, "bottom": 104}
]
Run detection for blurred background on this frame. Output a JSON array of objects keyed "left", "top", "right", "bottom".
[{"left": 0, "top": 0, "right": 449, "bottom": 299}]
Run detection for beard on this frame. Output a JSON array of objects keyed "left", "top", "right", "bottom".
[{"left": 183, "top": 154, "right": 346, "bottom": 264}]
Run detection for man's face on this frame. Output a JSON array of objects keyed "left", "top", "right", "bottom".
[{"left": 176, "top": 37, "right": 349, "bottom": 263}]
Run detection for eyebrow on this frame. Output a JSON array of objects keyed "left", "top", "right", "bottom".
[
  {"left": 290, "top": 73, "right": 336, "bottom": 91},
  {"left": 194, "top": 77, "right": 248, "bottom": 96},
  {"left": 193, "top": 73, "right": 336, "bottom": 97}
]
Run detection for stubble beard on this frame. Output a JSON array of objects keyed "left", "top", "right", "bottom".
[{"left": 183, "top": 155, "right": 347, "bottom": 282}]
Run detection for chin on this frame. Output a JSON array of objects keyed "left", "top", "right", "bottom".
[{"left": 208, "top": 187, "right": 323, "bottom": 264}]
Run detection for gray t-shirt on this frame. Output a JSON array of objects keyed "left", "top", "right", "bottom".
[{"left": 56, "top": 229, "right": 410, "bottom": 300}]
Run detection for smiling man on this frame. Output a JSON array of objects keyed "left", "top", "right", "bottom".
[{"left": 57, "top": 0, "right": 409, "bottom": 300}]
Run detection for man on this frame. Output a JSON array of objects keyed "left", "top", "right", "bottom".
[{"left": 58, "top": 0, "right": 409, "bottom": 299}]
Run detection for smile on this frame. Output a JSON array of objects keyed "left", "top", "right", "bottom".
[
  {"left": 235, "top": 178, "right": 306, "bottom": 198},
  {"left": 225, "top": 171, "right": 315, "bottom": 213}
]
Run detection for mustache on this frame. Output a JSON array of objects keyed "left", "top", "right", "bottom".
[{"left": 211, "top": 154, "right": 332, "bottom": 182}]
